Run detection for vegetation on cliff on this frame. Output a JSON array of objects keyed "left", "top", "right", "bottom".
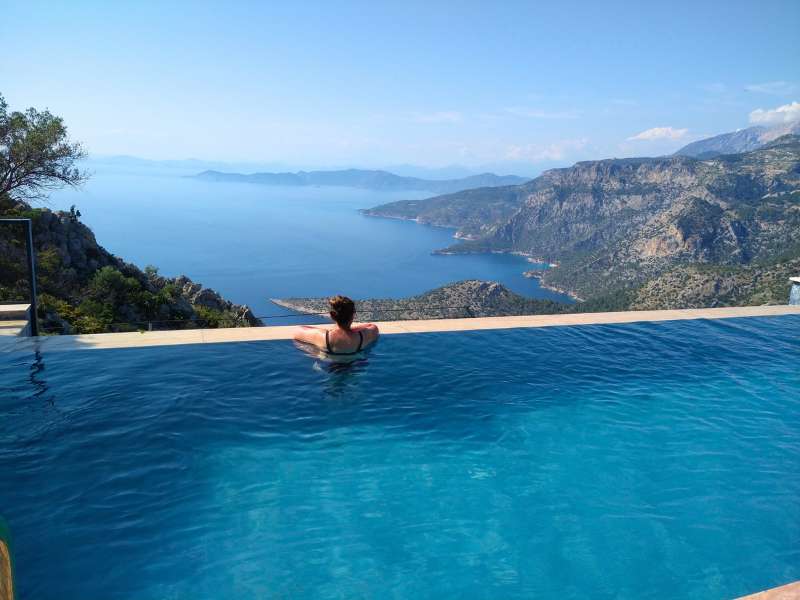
[
  {"left": 360, "top": 185, "right": 525, "bottom": 239},
  {"left": 0, "top": 93, "right": 259, "bottom": 333},
  {"left": 365, "top": 136, "right": 800, "bottom": 310},
  {"left": 0, "top": 200, "right": 260, "bottom": 333}
]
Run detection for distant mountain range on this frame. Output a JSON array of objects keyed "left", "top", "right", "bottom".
[
  {"left": 675, "top": 121, "right": 800, "bottom": 158},
  {"left": 85, "top": 155, "right": 294, "bottom": 174},
  {"left": 365, "top": 135, "right": 800, "bottom": 310},
  {"left": 192, "top": 168, "right": 528, "bottom": 194}
]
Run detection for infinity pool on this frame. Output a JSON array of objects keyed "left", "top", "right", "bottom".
[{"left": 1, "top": 316, "right": 799, "bottom": 599}]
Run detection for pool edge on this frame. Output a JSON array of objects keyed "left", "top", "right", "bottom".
[
  {"left": 2, "top": 304, "right": 799, "bottom": 352},
  {"left": 736, "top": 580, "right": 800, "bottom": 600}
]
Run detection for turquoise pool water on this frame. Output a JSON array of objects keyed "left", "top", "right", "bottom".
[{"left": 1, "top": 316, "right": 799, "bottom": 599}]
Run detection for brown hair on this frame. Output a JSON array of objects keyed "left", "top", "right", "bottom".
[{"left": 329, "top": 295, "right": 355, "bottom": 329}]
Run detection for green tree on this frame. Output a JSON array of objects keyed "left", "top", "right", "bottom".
[
  {"left": 87, "top": 267, "right": 141, "bottom": 307},
  {"left": 0, "top": 92, "right": 88, "bottom": 202}
]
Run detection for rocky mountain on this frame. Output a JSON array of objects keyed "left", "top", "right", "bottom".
[
  {"left": 273, "top": 280, "right": 567, "bottom": 321},
  {"left": 361, "top": 185, "right": 526, "bottom": 239},
  {"left": 0, "top": 198, "right": 260, "bottom": 334},
  {"left": 675, "top": 121, "right": 800, "bottom": 158},
  {"left": 193, "top": 168, "right": 528, "bottom": 195},
  {"left": 365, "top": 136, "right": 800, "bottom": 308},
  {"left": 626, "top": 257, "right": 800, "bottom": 310}
]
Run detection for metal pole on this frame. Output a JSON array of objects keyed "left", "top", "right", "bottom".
[
  {"left": 790, "top": 277, "right": 800, "bottom": 306},
  {"left": 0, "top": 218, "right": 39, "bottom": 336},
  {"left": 23, "top": 219, "right": 39, "bottom": 336}
]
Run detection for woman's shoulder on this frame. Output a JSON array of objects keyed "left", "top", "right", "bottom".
[
  {"left": 293, "top": 325, "right": 329, "bottom": 347},
  {"left": 352, "top": 323, "right": 379, "bottom": 344}
]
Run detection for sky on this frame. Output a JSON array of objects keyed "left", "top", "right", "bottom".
[{"left": 2, "top": 0, "right": 799, "bottom": 174}]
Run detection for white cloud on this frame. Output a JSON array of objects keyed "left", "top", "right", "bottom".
[
  {"left": 748, "top": 101, "right": 800, "bottom": 125},
  {"left": 627, "top": 126, "right": 689, "bottom": 141},
  {"left": 745, "top": 81, "right": 798, "bottom": 95},
  {"left": 411, "top": 111, "right": 462, "bottom": 124},
  {"left": 505, "top": 138, "right": 588, "bottom": 162},
  {"left": 503, "top": 107, "right": 580, "bottom": 119}
]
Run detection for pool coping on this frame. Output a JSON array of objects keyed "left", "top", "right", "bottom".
[
  {"left": 736, "top": 580, "right": 800, "bottom": 599},
  {"left": 1, "top": 304, "right": 798, "bottom": 352}
]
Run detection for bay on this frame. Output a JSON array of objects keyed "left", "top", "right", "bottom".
[{"left": 47, "top": 167, "right": 573, "bottom": 321}]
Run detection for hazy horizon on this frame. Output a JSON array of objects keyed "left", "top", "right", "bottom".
[
  {"left": 83, "top": 152, "right": 540, "bottom": 178},
  {"left": 3, "top": 1, "right": 799, "bottom": 172}
]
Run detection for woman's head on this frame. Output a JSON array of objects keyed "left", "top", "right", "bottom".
[{"left": 329, "top": 295, "right": 355, "bottom": 329}]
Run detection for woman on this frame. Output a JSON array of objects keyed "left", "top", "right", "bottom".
[{"left": 293, "top": 295, "right": 379, "bottom": 356}]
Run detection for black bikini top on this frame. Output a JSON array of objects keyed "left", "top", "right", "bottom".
[{"left": 324, "top": 329, "right": 364, "bottom": 355}]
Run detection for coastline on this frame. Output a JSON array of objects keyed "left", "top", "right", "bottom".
[
  {"left": 516, "top": 252, "right": 558, "bottom": 268},
  {"left": 360, "top": 210, "right": 466, "bottom": 237},
  {"left": 269, "top": 298, "right": 327, "bottom": 314},
  {"left": 522, "top": 271, "right": 584, "bottom": 302},
  {"left": 433, "top": 246, "right": 581, "bottom": 300},
  {"left": 540, "top": 282, "right": 584, "bottom": 302},
  {"left": 359, "top": 210, "right": 420, "bottom": 224},
  {"left": 360, "top": 210, "right": 581, "bottom": 302}
]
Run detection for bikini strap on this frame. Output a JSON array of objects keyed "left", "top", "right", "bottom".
[
  {"left": 325, "top": 329, "right": 332, "bottom": 353},
  {"left": 357, "top": 330, "right": 363, "bottom": 352}
]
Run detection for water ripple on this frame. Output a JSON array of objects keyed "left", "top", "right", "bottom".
[{"left": 0, "top": 315, "right": 798, "bottom": 599}]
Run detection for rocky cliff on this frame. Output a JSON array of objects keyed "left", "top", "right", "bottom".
[
  {"left": 626, "top": 257, "right": 800, "bottom": 310},
  {"left": 674, "top": 121, "right": 800, "bottom": 158},
  {"left": 361, "top": 185, "right": 526, "bottom": 239},
  {"left": 0, "top": 199, "right": 260, "bottom": 333},
  {"left": 365, "top": 136, "right": 800, "bottom": 308}
]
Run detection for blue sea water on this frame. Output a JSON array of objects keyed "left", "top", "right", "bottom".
[
  {"left": 1, "top": 315, "right": 799, "bottom": 599},
  {"left": 45, "top": 167, "right": 570, "bottom": 320}
]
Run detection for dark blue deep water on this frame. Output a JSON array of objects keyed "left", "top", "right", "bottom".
[
  {"left": 1, "top": 316, "right": 799, "bottom": 599},
  {"left": 46, "top": 169, "right": 572, "bottom": 320}
]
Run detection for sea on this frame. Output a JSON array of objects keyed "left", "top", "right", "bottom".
[{"left": 47, "top": 163, "right": 573, "bottom": 322}]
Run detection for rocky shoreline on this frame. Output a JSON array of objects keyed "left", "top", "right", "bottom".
[
  {"left": 430, "top": 243, "right": 583, "bottom": 300},
  {"left": 521, "top": 270, "right": 583, "bottom": 301},
  {"left": 359, "top": 210, "right": 419, "bottom": 224},
  {"left": 0, "top": 200, "right": 261, "bottom": 333},
  {"left": 360, "top": 209, "right": 465, "bottom": 237},
  {"left": 272, "top": 280, "right": 569, "bottom": 321}
]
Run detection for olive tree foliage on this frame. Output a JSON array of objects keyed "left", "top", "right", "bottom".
[{"left": 0, "top": 92, "right": 88, "bottom": 202}]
